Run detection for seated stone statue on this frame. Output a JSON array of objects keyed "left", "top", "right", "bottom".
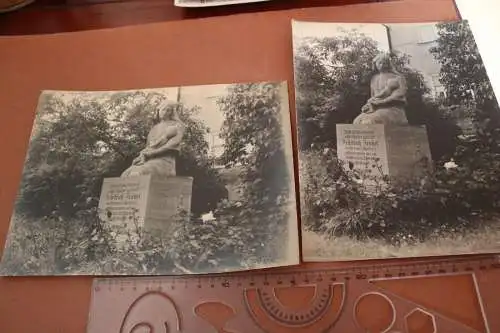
[
  {"left": 121, "top": 100, "right": 185, "bottom": 178},
  {"left": 353, "top": 52, "right": 409, "bottom": 125}
]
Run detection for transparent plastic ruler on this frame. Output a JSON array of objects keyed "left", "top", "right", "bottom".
[{"left": 87, "top": 254, "right": 500, "bottom": 333}]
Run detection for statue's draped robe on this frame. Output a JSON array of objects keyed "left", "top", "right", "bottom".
[
  {"left": 353, "top": 72, "right": 409, "bottom": 125},
  {"left": 121, "top": 121, "right": 181, "bottom": 177}
]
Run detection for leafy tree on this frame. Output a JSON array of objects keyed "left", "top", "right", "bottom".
[
  {"left": 294, "top": 31, "right": 458, "bottom": 161},
  {"left": 175, "top": 107, "right": 228, "bottom": 216},
  {"left": 218, "top": 83, "right": 290, "bottom": 207},
  {"left": 217, "top": 82, "right": 292, "bottom": 260},
  {"left": 431, "top": 21, "right": 500, "bottom": 149},
  {"left": 294, "top": 32, "right": 378, "bottom": 149},
  {"left": 17, "top": 90, "right": 226, "bottom": 218},
  {"left": 431, "top": 21, "right": 498, "bottom": 109},
  {"left": 430, "top": 21, "right": 500, "bottom": 205}
]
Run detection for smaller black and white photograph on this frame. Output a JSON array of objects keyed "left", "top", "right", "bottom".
[
  {"left": 293, "top": 20, "right": 500, "bottom": 261},
  {"left": 175, "top": 0, "right": 269, "bottom": 7},
  {"left": 0, "top": 81, "right": 299, "bottom": 276}
]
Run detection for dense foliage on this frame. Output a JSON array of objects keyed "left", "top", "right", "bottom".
[
  {"left": 0, "top": 209, "right": 273, "bottom": 275},
  {"left": 431, "top": 21, "right": 499, "bottom": 108},
  {"left": 301, "top": 147, "right": 500, "bottom": 245},
  {"left": 217, "top": 82, "right": 292, "bottom": 261}
]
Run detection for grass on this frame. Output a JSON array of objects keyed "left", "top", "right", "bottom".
[{"left": 302, "top": 222, "right": 500, "bottom": 261}]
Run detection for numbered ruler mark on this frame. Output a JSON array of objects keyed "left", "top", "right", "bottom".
[{"left": 94, "top": 254, "right": 500, "bottom": 290}]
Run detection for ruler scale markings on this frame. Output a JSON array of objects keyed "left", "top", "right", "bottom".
[{"left": 92, "top": 254, "right": 495, "bottom": 282}]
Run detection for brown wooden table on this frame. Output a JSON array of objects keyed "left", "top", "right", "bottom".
[{"left": 0, "top": 0, "right": 386, "bottom": 35}]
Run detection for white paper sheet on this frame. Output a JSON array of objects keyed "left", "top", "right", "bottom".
[{"left": 175, "top": 0, "right": 269, "bottom": 7}]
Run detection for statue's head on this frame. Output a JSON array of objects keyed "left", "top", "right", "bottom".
[
  {"left": 157, "top": 100, "right": 180, "bottom": 121},
  {"left": 372, "top": 52, "right": 394, "bottom": 72}
]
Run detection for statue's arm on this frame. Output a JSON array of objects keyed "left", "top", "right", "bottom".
[
  {"left": 370, "top": 76, "right": 377, "bottom": 97},
  {"left": 144, "top": 125, "right": 185, "bottom": 159},
  {"left": 372, "top": 76, "right": 407, "bottom": 105},
  {"left": 367, "top": 76, "right": 384, "bottom": 102}
]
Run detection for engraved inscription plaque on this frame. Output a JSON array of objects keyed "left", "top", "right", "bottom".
[
  {"left": 98, "top": 176, "right": 150, "bottom": 226},
  {"left": 336, "top": 124, "right": 389, "bottom": 177},
  {"left": 336, "top": 124, "right": 432, "bottom": 181},
  {"left": 98, "top": 175, "right": 193, "bottom": 231}
]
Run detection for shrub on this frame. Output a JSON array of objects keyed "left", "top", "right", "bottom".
[
  {"left": 1, "top": 198, "right": 288, "bottom": 275},
  {"left": 301, "top": 131, "right": 500, "bottom": 245}
]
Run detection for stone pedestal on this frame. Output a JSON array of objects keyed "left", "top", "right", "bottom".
[
  {"left": 336, "top": 124, "right": 432, "bottom": 180},
  {"left": 98, "top": 175, "right": 193, "bottom": 231}
]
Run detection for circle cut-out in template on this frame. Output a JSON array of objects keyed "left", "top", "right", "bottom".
[{"left": 354, "top": 292, "right": 395, "bottom": 333}]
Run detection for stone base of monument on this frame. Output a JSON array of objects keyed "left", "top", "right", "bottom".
[
  {"left": 336, "top": 124, "right": 432, "bottom": 183},
  {"left": 98, "top": 175, "right": 193, "bottom": 232}
]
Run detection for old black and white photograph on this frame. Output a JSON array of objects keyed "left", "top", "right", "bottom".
[
  {"left": 293, "top": 20, "right": 500, "bottom": 261},
  {"left": 0, "top": 81, "right": 299, "bottom": 275}
]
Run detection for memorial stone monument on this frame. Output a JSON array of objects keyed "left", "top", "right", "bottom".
[
  {"left": 336, "top": 53, "right": 432, "bottom": 182},
  {"left": 98, "top": 101, "right": 193, "bottom": 231}
]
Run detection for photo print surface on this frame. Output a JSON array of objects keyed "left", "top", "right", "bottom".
[
  {"left": 0, "top": 81, "right": 299, "bottom": 275},
  {"left": 293, "top": 20, "right": 500, "bottom": 261},
  {"left": 175, "top": 0, "right": 269, "bottom": 7}
]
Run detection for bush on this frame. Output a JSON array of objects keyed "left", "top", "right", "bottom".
[
  {"left": 1, "top": 198, "right": 288, "bottom": 275},
  {"left": 170, "top": 204, "right": 261, "bottom": 273},
  {"left": 301, "top": 130, "right": 500, "bottom": 245}
]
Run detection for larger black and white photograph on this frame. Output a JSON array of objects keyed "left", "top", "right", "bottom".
[
  {"left": 293, "top": 20, "right": 500, "bottom": 261},
  {"left": 0, "top": 81, "right": 299, "bottom": 275}
]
